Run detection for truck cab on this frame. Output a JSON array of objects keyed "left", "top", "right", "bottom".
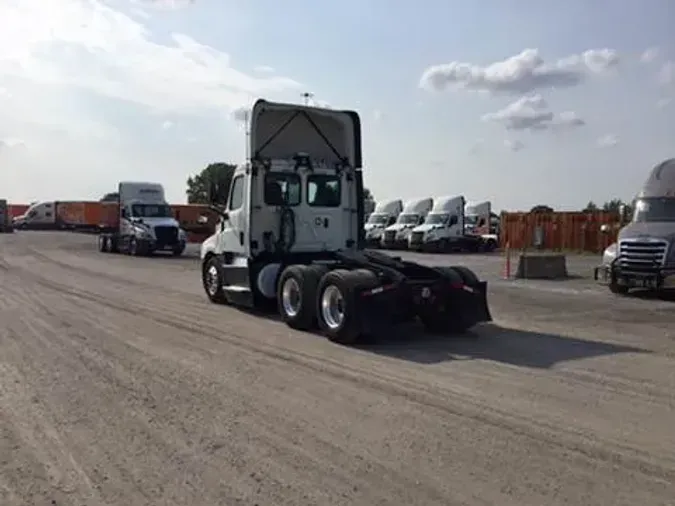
[
  {"left": 380, "top": 197, "right": 433, "bottom": 250},
  {"left": 364, "top": 199, "right": 403, "bottom": 248},
  {"left": 99, "top": 182, "right": 187, "bottom": 256},
  {"left": 199, "top": 99, "right": 492, "bottom": 344},
  {"left": 464, "top": 201, "right": 499, "bottom": 252},
  {"left": 595, "top": 158, "right": 675, "bottom": 294},
  {"left": 13, "top": 201, "right": 56, "bottom": 230},
  {"left": 408, "top": 195, "right": 464, "bottom": 252}
]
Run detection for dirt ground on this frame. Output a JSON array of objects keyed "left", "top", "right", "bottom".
[{"left": 1, "top": 232, "right": 674, "bottom": 506}]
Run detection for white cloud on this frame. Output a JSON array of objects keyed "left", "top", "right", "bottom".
[
  {"left": 504, "top": 139, "right": 524, "bottom": 152},
  {"left": 254, "top": 65, "right": 275, "bottom": 73},
  {"left": 657, "top": 97, "right": 672, "bottom": 109},
  {"left": 597, "top": 134, "right": 618, "bottom": 148},
  {"left": 420, "top": 48, "right": 619, "bottom": 95},
  {"left": 481, "top": 94, "right": 585, "bottom": 131},
  {"left": 641, "top": 47, "right": 660, "bottom": 64},
  {"left": 130, "top": 0, "right": 195, "bottom": 10},
  {"left": 161, "top": 120, "right": 173, "bottom": 130},
  {"left": 0, "top": 137, "right": 26, "bottom": 149},
  {"left": 0, "top": 0, "right": 302, "bottom": 115},
  {"left": 372, "top": 109, "right": 383, "bottom": 122}
]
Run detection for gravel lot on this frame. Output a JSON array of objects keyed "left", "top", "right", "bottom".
[{"left": 1, "top": 232, "right": 674, "bottom": 505}]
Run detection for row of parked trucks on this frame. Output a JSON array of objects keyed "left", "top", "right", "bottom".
[{"left": 364, "top": 197, "right": 499, "bottom": 252}]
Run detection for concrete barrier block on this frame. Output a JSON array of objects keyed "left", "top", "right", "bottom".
[{"left": 515, "top": 253, "right": 568, "bottom": 280}]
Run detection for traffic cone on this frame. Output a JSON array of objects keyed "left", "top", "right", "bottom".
[{"left": 502, "top": 241, "right": 511, "bottom": 279}]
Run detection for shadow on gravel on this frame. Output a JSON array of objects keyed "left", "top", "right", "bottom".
[
  {"left": 625, "top": 289, "right": 675, "bottom": 303},
  {"left": 359, "top": 323, "right": 648, "bottom": 368}
]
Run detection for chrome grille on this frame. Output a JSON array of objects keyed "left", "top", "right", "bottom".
[
  {"left": 383, "top": 230, "right": 397, "bottom": 243},
  {"left": 618, "top": 239, "right": 668, "bottom": 273},
  {"left": 154, "top": 225, "right": 178, "bottom": 245},
  {"left": 410, "top": 231, "right": 424, "bottom": 244}
]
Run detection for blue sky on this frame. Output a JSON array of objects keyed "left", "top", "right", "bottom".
[{"left": 0, "top": 0, "right": 673, "bottom": 211}]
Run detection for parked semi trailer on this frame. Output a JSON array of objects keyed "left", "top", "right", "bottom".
[
  {"left": 200, "top": 99, "right": 491, "bottom": 345},
  {"left": 595, "top": 158, "right": 675, "bottom": 295},
  {"left": 12, "top": 201, "right": 115, "bottom": 231},
  {"left": 364, "top": 199, "right": 403, "bottom": 248},
  {"left": 380, "top": 197, "right": 433, "bottom": 250},
  {"left": 98, "top": 182, "right": 187, "bottom": 256}
]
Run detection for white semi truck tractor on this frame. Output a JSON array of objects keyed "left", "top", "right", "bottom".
[
  {"left": 364, "top": 199, "right": 403, "bottom": 248},
  {"left": 380, "top": 197, "right": 433, "bottom": 250},
  {"left": 98, "top": 182, "right": 187, "bottom": 256},
  {"left": 200, "top": 99, "right": 492, "bottom": 345},
  {"left": 595, "top": 158, "right": 675, "bottom": 295}
]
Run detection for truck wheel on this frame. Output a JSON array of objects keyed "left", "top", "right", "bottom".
[
  {"left": 609, "top": 283, "right": 629, "bottom": 295},
  {"left": 316, "top": 269, "right": 378, "bottom": 345},
  {"left": 128, "top": 237, "right": 138, "bottom": 256},
  {"left": 277, "top": 264, "right": 327, "bottom": 330},
  {"left": 484, "top": 239, "right": 497, "bottom": 252},
  {"left": 98, "top": 236, "right": 109, "bottom": 253},
  {"left": 109, "top": 237, "right": 119, "bottom": 254},
  {"left": 172, "top": 244, "right": 185, "bottom": 257},
  {"left": 202, "top": 256, "right": 227, "bottom": 304}
]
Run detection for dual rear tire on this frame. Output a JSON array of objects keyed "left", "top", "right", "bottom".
[{"left": 277, "top": 266, "right": 378, "bottom": 345}]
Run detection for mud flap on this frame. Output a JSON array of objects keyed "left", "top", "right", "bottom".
[{"left": 464, "top": 281, "right": 492, "bottom": 325}]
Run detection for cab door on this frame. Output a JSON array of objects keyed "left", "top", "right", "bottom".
[
  {"left": 220, "top": 172, "right": 249, "bottom": 256},
  {"left": 296, "top": 172, "right": 344, "bottom": 251}
]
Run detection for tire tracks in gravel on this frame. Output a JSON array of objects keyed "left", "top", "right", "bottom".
[{"left": 11, "top": 247, "right": 675, "bottom": 487}]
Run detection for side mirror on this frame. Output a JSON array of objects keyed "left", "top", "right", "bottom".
[
  {"left": 121, "top": 208, "right": 128, "bottom": 218},
  {"left": 600, "top": 224, "right": 610, "bottom": 234},
  {"left": 449, "top": 215, "right": 458, "bottom": 226}
]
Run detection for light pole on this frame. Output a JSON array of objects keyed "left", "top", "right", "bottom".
[{"left": 301, "top": 92, "right": 314, "bottom": 106}]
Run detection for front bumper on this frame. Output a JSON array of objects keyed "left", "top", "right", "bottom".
[
  {"left": 594, "top": 264, "right": 675, "bottom": 290},
  {"left": 381, "top": 238, "right": 409, "bottom": 250}
]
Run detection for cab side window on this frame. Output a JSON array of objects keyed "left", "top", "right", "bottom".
[{"left": 229, "top": 175, "right": 245, "bottom": 211}]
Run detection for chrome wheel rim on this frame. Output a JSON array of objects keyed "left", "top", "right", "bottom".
[
  {"left": 206, "top": 265, "right": 219, "bottom": 295},
  {"left": 281, "top": 278, "right": 301, "bottom": 317},
  {"left": 321, "top": 285, "right": 345, "bottom": 330}
]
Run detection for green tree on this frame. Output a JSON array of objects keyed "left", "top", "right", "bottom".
[
  {"left": 529, "top": 204, "right": 554, "bottom": 213},
  {"left": 582, "top": 201, "right": 598, "bottom": 212},
  {"left": 186, "top": 162, "right": 237, "bottom": 204}
]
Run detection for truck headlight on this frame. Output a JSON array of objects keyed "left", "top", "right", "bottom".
[
  {"left": 602, "top": 243, "right": 618, "bottom": 265},
  {"left": 178, "top": 228, "right": 187, "bottom": 240},
  {"left": 425, "top": 232, "right": 435, "bottom": 241},
  {"left": 135, "top": 226, "right": 152, "bottom": 239},
  {"left": 667, "top": 242, "right": 675, "bottom": 266}
]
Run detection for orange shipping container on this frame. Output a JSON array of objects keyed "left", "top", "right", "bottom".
[
  {"left": 9, "top": 204, "right": 29, "bottom": 218},
  {"left": 499, "top": 211, "right": 620, "bottom": 253}
]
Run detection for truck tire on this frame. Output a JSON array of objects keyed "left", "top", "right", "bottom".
[
  {"left": 202, "top": 256, "right": 227, "bottom": 304},
  {"left": 609, "top": 283, "right": 629, "bottom": 295},
  {"left": 128, "top": 237, "right": 139, "bottom": 256},
  {"left": 316, "top": 269, "right": 378, "bottom": 345},
  {"left": 172, "top": 244, "right": 185, "bottom": 257},
  {"left": 277, "top": 264, "right": 328, "bottom": 330},
  {"left": 420, "top": 266, "right": 475, "bottom": 334},
  {"left": 484, "top": 239, "right": 498, "bottom": 252},
  {"left": 98, "top": 235, "right": 109, "bottom": 253}
]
